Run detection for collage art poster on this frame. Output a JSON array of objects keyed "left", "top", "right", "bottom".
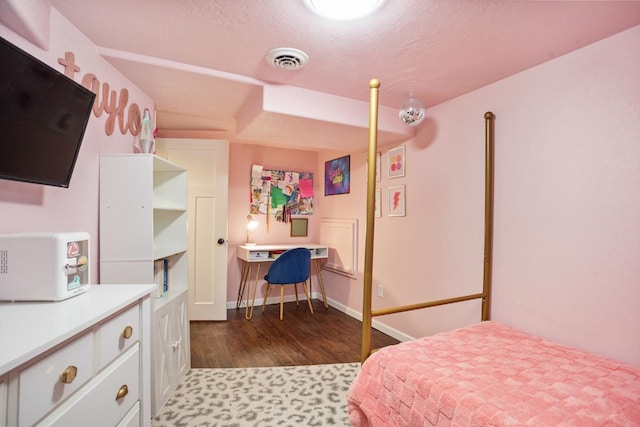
[{"left": 250, "top": 165, "right": 314, "bottom": 222}]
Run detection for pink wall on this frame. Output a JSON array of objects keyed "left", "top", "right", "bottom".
[
  {"left": 488, "top": 26, "right": 640, "bottom": 366},
  {"left": 0, "top": 7, "right": 154, "bottom": 284},
  {"left": 317, "top": 25, "right": 640, "bottom": 366},
  {"left": 226, "top": 143, "right": 321, "bottom": 305}
]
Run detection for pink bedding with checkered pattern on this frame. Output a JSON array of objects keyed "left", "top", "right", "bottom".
[{"left": 348, "top": 321, "right": 640, "bottom": 426}]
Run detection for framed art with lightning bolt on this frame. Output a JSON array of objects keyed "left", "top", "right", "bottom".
[{"left": 388, "top": 185, "right": 405, "bottom": 217}]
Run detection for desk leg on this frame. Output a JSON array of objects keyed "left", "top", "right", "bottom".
[
  {"left": 245, "top": 263, "right": 262, "bottom": 320},
  {"left": 313, "top": 259, "right": 328, "bottom": 309},
  {"left": 237, "top": 261, "right": 250, "bottom": 309},
  {"left": 308, "top": 264, "right": 313, "bottom": 302}
]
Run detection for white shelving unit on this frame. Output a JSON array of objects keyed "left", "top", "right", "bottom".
[{"left": 99, "top": 154, "right": 190, "bottom": 416}]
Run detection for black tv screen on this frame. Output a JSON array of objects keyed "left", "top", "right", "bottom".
[{"left": 0, "top": 37, "right": 96, "bottom": 188}]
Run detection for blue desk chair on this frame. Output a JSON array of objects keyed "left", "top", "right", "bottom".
[{"left": 261, "top": 247, "right": 313, "bottom": 320}]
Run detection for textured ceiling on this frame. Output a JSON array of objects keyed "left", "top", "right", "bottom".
[{"left": 47, "top": 0, "right": 640, "bottom": 151}]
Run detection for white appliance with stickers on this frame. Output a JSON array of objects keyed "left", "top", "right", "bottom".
[{"left": 0, "top": 232, "right": 90, "bottom": 301}]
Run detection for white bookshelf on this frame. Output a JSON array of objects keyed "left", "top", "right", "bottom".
[{"left": 99, "top": 154, "right": 190, "bottom": 416}]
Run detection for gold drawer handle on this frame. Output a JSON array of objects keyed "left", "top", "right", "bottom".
[
  {"left": 122, "top": 325, "right": 133, "bottom": 339},
  {"left": 60, "top": 365, "right": 78, "bottom": 384},
  {"left": 115, "top": 384, "right": 128, "bottom": 401}
]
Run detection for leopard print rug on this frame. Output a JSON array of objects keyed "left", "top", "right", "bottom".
[{"left": 152, "top": 363, "right": 360, "bottom": 427}]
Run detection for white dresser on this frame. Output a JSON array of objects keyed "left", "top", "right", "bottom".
[{"left": 0, "top": 285, "right": 154, "bottom": 427}]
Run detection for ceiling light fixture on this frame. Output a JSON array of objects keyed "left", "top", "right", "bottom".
[
  {"left": 305, "top": 0, "right": 383, "bottom": 21},
  {"left": 398, "top": 94, "right": 426, "bottom": 127}
]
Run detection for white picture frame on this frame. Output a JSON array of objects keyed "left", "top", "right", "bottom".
[
  {"left": 387, "top": 145, "right": 406, "bottom": 179},
  {"left": 388, "top": 185, "right": 405, "bottom": 217}
]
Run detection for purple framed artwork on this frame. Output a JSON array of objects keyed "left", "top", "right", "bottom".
[{"left": 324, "top": 155, "right": 350, "bottom": 196}]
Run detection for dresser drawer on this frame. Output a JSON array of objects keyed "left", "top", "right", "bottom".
[
  {"left": 99, "top": 303, "right": 140, "bottom": 369},
  {"left": 37, "top": 343, "right": 140, "bottom": 427},
  {"left": 18, "top": 331, "right": 94, "bottom": 426},
  {"left": 118, "top": 400, "right": 141, "bottom": 427}
]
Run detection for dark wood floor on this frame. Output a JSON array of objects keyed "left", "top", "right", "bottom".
[{"left": 190, "top": 299, "right": 400, "bottom": 368}]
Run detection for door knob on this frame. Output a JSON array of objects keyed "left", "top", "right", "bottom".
[{"left": 217, "top": 238, "right": 226, "bottom": 245}]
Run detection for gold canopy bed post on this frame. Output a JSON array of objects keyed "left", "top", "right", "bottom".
[
  {"left": 482, "top": 111, "right": 495, "bottom": 321},
  {"left": 361, "top": 79, "right": 380, "bottom": 363},
  {"left": 360, "top": 107, "right": 496, "bottom": 362}
]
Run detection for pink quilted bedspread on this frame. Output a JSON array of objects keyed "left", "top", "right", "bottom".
[{"left": 348, "top": 321, "right": 640, "bottom": 426}]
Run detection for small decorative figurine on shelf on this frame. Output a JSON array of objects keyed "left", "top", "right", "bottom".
[{"left": 138, "top": 108, "right": 155, "bottom": 153}]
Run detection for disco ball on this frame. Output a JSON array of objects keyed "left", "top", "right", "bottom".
[{"left": 398, "top": 97, "right": 426, "bottom": 126}]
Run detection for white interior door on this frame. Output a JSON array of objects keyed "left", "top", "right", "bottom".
[{"left": 156, "top": 138, "right": 229, "bottom": 320}]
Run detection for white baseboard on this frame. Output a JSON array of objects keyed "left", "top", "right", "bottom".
[
  {"left": 318, "top": 293, "right": 414, "bottom": 343},
  {"left": 228, "top": 291, "right": 413, "bottom": 343}
]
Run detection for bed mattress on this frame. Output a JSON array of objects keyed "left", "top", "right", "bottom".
[{"left": 348, "top": 321, "right": 640, "bottom": 426}]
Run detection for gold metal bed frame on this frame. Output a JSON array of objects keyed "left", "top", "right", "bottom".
[{"left": 361, "top": 79, "right": 495, "bottom": 362}]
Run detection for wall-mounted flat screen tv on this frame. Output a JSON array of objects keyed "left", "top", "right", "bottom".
[{"left": 0, "top": 37, "right": 96, "bottom": 188}]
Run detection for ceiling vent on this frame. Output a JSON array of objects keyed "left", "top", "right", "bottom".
[{"left": 265, "top": 48, "right": 309, "bottom": 71}]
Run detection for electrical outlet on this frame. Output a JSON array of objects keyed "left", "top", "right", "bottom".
[{"left": 377, "top": 284, "right": 383, "bottom": 298}]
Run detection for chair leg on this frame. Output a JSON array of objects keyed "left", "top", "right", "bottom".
[
  {"left": 294, "top": 283, "right": 299, "bottom": 306},
  {"left": 280, "top": 286, "right": 285, "bottom": 320},
  {"left": 262, "top": 283, "right": 271, "bottom": 313},
  {"left": 302, "top": 280, "right": 314, "bottom": 315}
]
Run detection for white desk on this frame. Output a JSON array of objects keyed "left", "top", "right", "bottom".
[{"left": 237, "top": 244, "right": 329, "bottom": 319}]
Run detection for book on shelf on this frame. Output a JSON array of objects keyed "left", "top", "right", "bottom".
[
  {"left": 154, "top": 259, "right": 169, "bottom": 297},
  {"left": 163, "top": 258, "right": 169, "bottom": 294}
]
